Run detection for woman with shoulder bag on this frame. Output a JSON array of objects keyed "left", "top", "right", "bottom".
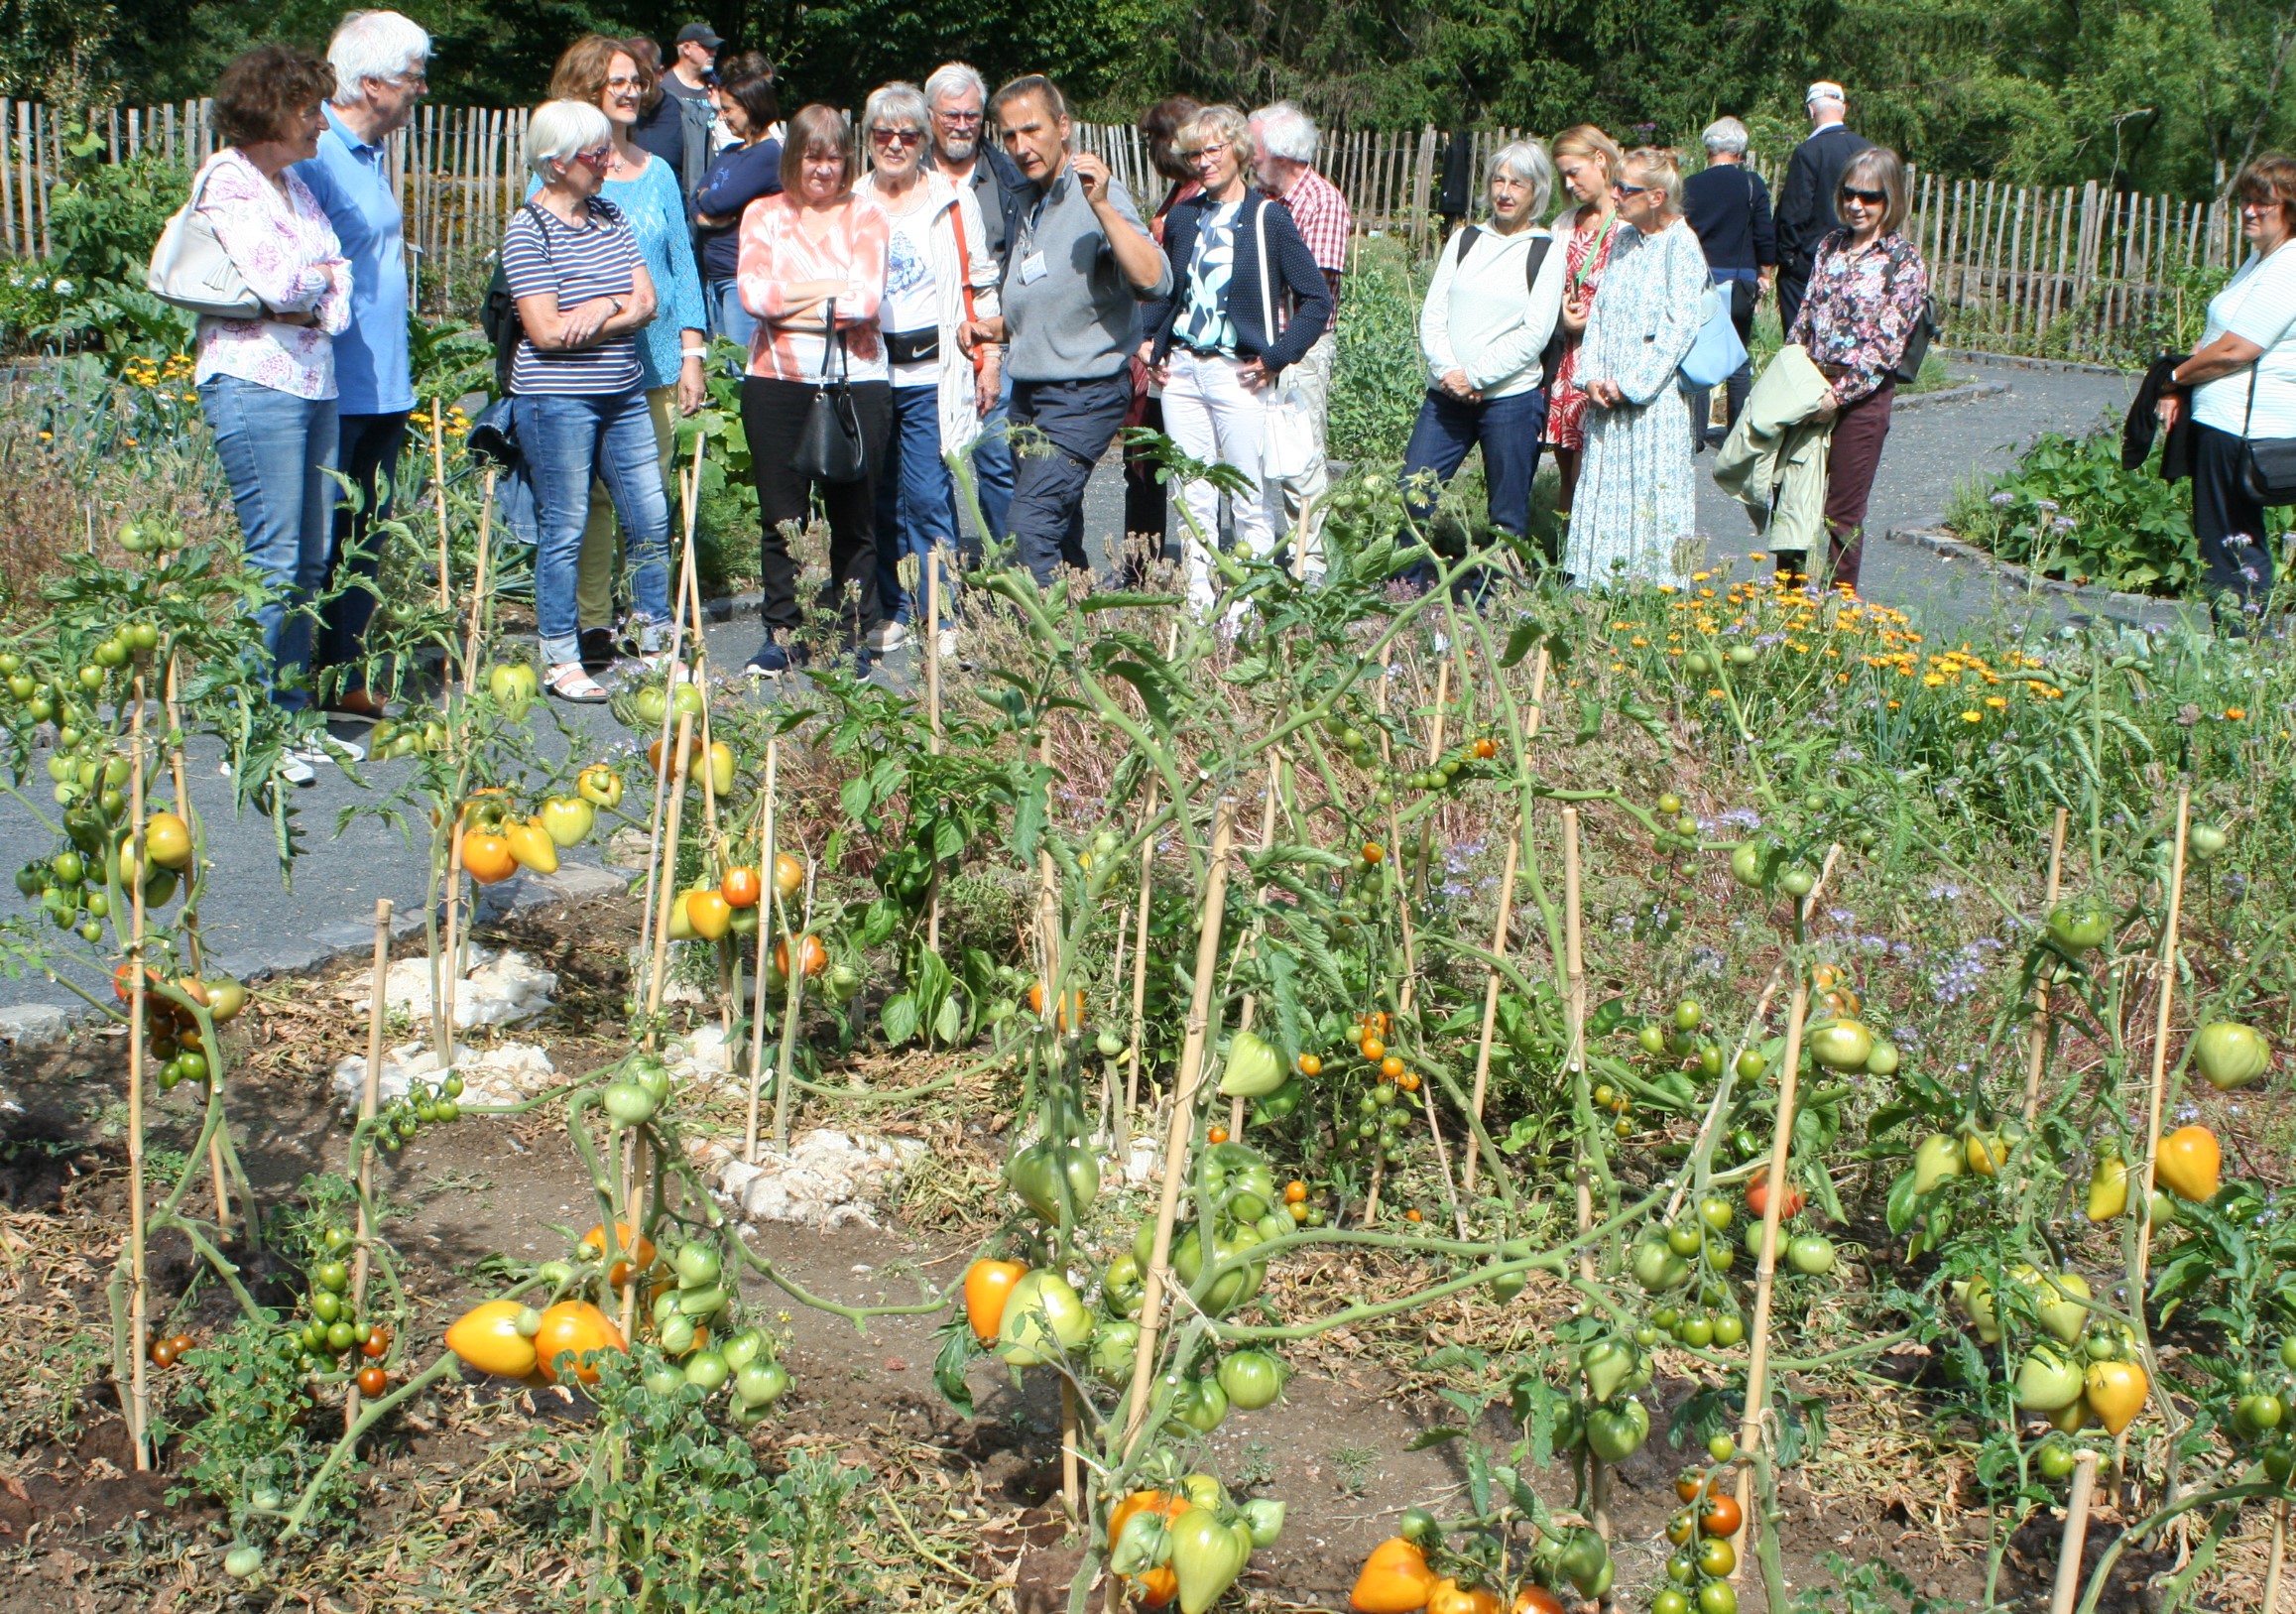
[
  {"left": 1681, "top": 116, "right": 1776, "bottom": 440},
  {"left": 855, "top": 80, "right": 1001, "bottom": 658},
  {"left": 1541, "top": 124, "right": 1625, "bottom": 526},
  {"left": 500, "top": 99, "right": 674, "bottom": 704},
  {"left": 186, "top": 46, "right": 357, "bottom": 783},
  {"left": 2155, "top": 153, "right": 2296, "bottom": 618},
  {"left": 1398, "top": 140, "right": 1569, "bottom": 579},
  {"left": 1139, "top": 103, "right": 1334, "bottom": 613},
  {"left": 736, "top": 103, "right": 892, "bottom": 679}
]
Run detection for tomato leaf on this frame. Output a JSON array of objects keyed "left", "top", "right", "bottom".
[
  {"left": 932, "top": 1316, "right": 977, "bottom": 1417},
  {"left": 1406, "top": 1426, "right": 1465, "bottom": 1450}
]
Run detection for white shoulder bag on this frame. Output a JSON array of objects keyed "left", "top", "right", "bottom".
[
  {"left": 1255, "top": 200, "right": 1320, "bottom": 481},
  {"left": 147, "top": 160, "right": 267, "bottom": 320}
]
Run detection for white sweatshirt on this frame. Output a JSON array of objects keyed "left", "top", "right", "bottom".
[{"left": 1419, "top": 221, "right": 1570, "bottom": 399}]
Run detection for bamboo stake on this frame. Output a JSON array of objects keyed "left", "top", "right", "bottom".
[
  {"left": 1462, "top": 835, "right": 1518, "bottom": 1194},
  {"left": 458, "top": 467, "right": 495, "bottom": 690},
  {"left": 125, "top": 681, "right": 151, "bottom": 1469},
  {"left": 1563, "top": 807, "right": 1592, "bottom": 1280},
  {"left": 632, "top": 448, "right": 705, "bottom": 972},
  {"left": 164, "top": 654, "right": 230, "bottom": 1240},
  {"left": 925, "top": 546, "right": 943, "bottom": 953},
  {"left": 1731, "top": 944, "right": 1815, "bottom": 1578},
  {"left": 344, "top": 898, "right": 394, "bottom": 1434},
  {"left": 2047, "top": 1449, "right": 2103, "bottom": 1614},
  {"left": 2264, "top": 1499, "right": 2288, "bottom": 1614},
  {"left": 645, "top": 711, "right": 695, "bottom": 1036},
  {"left": 1122, "top": 804, "right": 1237, "bottom": 1453},
  {"left": 2133, "top": 786, "right": 2191, "bottom": 1302},
  {"left": 429, "top": 397, "right": 450, "bottom": 611},
  {"left": 743, "top": 739, "right": 779, "bottom": 1165},
  {"left": 435, "top": 821, "right": 462, "bottom": 1065},
  {"left": 770, "top": 857, "right": 812, "bottom": 1149},
  {"left": 1228, "top": 755, "right": 1283, "bottom": 1136},
  {"left": 2022, "top": 807, "right": 2070, "bottom": 1123}
]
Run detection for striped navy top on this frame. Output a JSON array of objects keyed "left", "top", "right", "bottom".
[{"left": 500, "top": 197, "right": 644, "bottom": 396}]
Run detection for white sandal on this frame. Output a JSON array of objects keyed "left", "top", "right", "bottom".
[{"left": 544, "top": 663, "right": 610, "bottom": 703}]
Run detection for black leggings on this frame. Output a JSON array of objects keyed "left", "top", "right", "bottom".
[
  {"left": 740, "top": 376, "right": 892, "bottom": 637},
  {"left": 2191, "top": 421, "right": 2277, "bottom": 606}
]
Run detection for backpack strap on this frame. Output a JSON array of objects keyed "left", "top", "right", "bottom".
[{"left": 1452, "top": 223, "right": 1482, "bottom": 267}]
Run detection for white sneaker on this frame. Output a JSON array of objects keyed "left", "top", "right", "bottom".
[
  {"left": 935, "top": 627, "right": 959, "bottom": 660},
  {"left": 865, "top": 620, "right": 909, "bottom": 653},
  {"left": 219, "top": 752, "right": 318, "bottom": 786}
]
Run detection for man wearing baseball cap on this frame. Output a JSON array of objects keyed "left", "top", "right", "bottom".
[
  {"left": 667, "top": 23, "right": 721, "bottom": 101},
  {"left": 632, "top": 25, "right": 721, "bottom": 193},
  {"left": 1773, "top": 80, "right": 1871, "bottom": 337}
]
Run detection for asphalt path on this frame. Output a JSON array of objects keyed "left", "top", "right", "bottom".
[{"left": 0, "top": 356, "right": 2137, "bottom": 1025}]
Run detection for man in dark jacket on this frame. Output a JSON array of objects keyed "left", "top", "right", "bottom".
[
  {"left": 1683, "top": 115, "right": 1776, "bottom": 440},
  {"left": 630, "top": 29, "right": 716, "bottom": 197},
  {"left": 1774, "top": 81, "right": 1870, "bottom": 337}
]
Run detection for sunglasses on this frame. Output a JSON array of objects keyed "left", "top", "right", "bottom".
[
  {"left": 870, "top": 128, "right": 925, "bottom": 148},
  {"left": 1611, "top": 181, "right": 1651, "bottom": 197},
  {"left": 571, "top": 147, "right": 614, "bottom": 171},
  {"left": 1839, "top": 186, "right": 1886, "bottom": 205}
]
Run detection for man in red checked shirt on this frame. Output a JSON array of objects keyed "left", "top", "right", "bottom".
[{"left": 1250, "top": 101, "right": 1351, "bottom": 580}]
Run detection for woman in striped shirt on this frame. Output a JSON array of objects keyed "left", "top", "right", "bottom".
[
  {"left": 502, "top": 99, "right": 672, "bottom": 702},
  {"left": 736, "top": 103, "right": 892, "bottom": 679}
]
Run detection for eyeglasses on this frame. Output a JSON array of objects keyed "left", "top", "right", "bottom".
[
  {"left": 934, "top": 109, "right": 983, "bottom": 126},
  {"left": 605, "top": 74, "right": 644, "bottom": 92},
  {"left": 1185, "top": 140, "right": 1230, "bottom": 163},
  {"left": 1839, "top": 186, "right": 1886, "bottom": 205},
  {"left": 1611, "top": 181, "right": 1650, "bottom": 197},
  {"left": 870, "top": 128, "right": 925, "bottom": 148},
  {"left": 572, "top": 147, "right": 614, "bottom": 171}
]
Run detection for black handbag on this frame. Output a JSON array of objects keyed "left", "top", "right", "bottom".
[
  {"left": 791, "top": 298, "right": 867, "bottom": 484},
  {"left": 885, "top": 326, "right": 940, "bottom": 365},
  {"left": 2239, "top": 371, "right": 2296, "bottom": 505}
]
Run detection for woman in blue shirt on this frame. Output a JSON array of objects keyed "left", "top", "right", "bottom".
[
  {"left": 544, "top": 36, "right": 707, "bottom": 673},
  {"left": 693, "top": 55, "right": 784, "bottom": 364}
]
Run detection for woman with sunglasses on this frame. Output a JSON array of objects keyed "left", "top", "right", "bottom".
[
  {"left": 854, "top": 80, "right": 1001, "bottom": 657},
  {"left": 500, "top": 99, "right": 673, "bottom": 703},
  {"left": 1567, "top": 147, "right": 1710, "bottom": 588},
  {"left": 736, "top": 103, "right": 892, "bottom": 679},
  {"left": 1781, "top": 146, "right": 1929, "bottom": 591}
]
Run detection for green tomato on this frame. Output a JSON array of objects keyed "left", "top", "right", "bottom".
[
  {"left": 1216, "top": 1349, "right": 1284, "bottom": 1411},
  {"left": 682, "top": 1349, "right": 731, "bottom": 1392},
  {"left": 1786, "top": 1234, "right": 1836, "bottom": 1276},
  {"left": 2195, "top": 1022, "right": 2271, "bottom": 1091},
  {"left": 997, "top": 1271, "right": 1092, "bottom": 1365}
]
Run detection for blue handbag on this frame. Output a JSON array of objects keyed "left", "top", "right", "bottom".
[{"left": 1679, "top": 279, "right": 1749, "bottom": 390}]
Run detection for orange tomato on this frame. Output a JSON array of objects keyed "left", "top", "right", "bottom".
[
  {"left": 1699, "top": 1493, "right": 1743, "bottom": 1536},
  {"left": 1675, "top": 1471, "right": 1703, "bottom": 1503},
  {"left": 1810, "top": 963, "right": 1847, "bottom": 991},
  {"left": 1283, "top": 1180, "right": 1308, "bottom": 1204},
  {"left": 1027, "top": 979, "right": 1085, "bottom": 1029},
  {"left": 1351, "top": 1537, "right": 1439, "bottom": 1613},
  {"left": 1398, "top": 1071, "right": 1420, "bottom": 1093},
  {"left": 1472, "top": 737, "right": 1497, "bottom": 760},
  {"left": 1428, "top": 1580, "right": 1502, "bottom": 1614},
  {"left": 648, "top": 731, "right": 702, "bottom": 780},
  {"left": 460, "top": 830, "right": 518, "bottom": 885},
  {"left": 1208, "top": 1126, "right": 1230, "bottom": 1145},
  {"left": 361, "top": 1325, "right": 391, "bottom": 1359},
  {"left": 356, "top": 1364, "right": 389, "bottom": 1397},
  {"left": 2156, "top": 1125, "right": 2221, "bottom": 1201},
  {"left": 1381, "top": 1055, "right": 1405, "bottom": 1079},
  {"left": 772, "top": 852, "right": 805, "bottom": 901},
  {"left": 580, "top": 1222, "right": 657, "bottom": 1289},
  {"left": 1298, "top": 1054, "right": 1323, "bottom": 1077},
  {"left": 1511, "top": 1588, "right": 1567, "bottom": 1614},
  {"left": 532, "top": 1301, "right": 627, "bottom": 1385},
  {"left": 777, "top": 933, "right": 830, "bottom": 979},
  {"left": 1361, "top": 1037, "right": 1387, "bottom": 1062},
  {"left": 1404, "top": 1207, "right": 1423, "bottom": 1222},
  {"left": 444, "top": 1300, "right": 540, "bottom": 1378},
  {"left": 1745, "top": 1177, "right": 1804, "bottom": 1220},
  {"left": 1109, "top": 1490, "right": 1185, "bottom": 1607},
  {"left": 721, "top": 866, "right": 763, "bottom": 909},
  {"left": 1362, "top": 841, "right": 1386, "bottom": 864},
  {"left": 963, "top": 1258, "right": 1027, "bottom": 1343},
  {"left": 684, "top": 887, "right": 734, "bottom": 942}
]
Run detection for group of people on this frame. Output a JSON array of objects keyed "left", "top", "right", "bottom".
[{"left": 176, "top": 30, "right": 2296, "bottom": 761}]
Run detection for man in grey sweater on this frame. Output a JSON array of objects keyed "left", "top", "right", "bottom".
[{"left": 986, "top": 74, "right": 1171, "bottom": 584}]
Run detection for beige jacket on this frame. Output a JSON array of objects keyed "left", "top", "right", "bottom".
[{"left": 1713, "top": 343, "right": 1834, "bottom": 556}]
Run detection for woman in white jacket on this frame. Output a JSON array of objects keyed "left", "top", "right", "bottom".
[
  {"left": 1400, "top": 139, "right": 1569, "bottom": 581},
  {"left": 855, "top": 80, "right": 1001, "bottom": 656}
]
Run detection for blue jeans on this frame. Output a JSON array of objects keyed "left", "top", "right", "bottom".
[
  {"left": 1400, "top": 387, "right": 1548, "bottom": 539},
  {"left": 875, "top": 385, "right": 959, "bottom": 625},
  {"left": 707, "top": 278, "right": 758, "bottom": 376},
  {"left": 968, "top": 365, "right": 1016, "bottom": 542},
  {"left": 199, "top": 375, "right": 340, "bottom": 712},
  {"left": 513, "top": 390, "right": 672, "bottom": 667}
]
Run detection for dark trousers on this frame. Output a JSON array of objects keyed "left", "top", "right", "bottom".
[
  {"left": 2191, "top": 422, "right": 2277, "bottom": 606},
  {"left": 740, "top": 377, "right": 892, "bottom": 637},
  {"left": 1008, "top": 374, "right": 1133, "bottom": 584},
  {"left": 1777, "top": 268, "right": 1809, "bottom": 349},
  {"left": 1819, "top": 378, "right": 1894, "bottom": 588},
  {"left": 1398, "top": 387, "right": 1548, "bottom": 587},
  {"left": 318, "top": 410, "right": 409, "bottom": 681},
  {"left": 1122, "top": 390, "right": 1169, "bottom": 581}
]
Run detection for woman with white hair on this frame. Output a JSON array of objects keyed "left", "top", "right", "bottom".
[
  {"left": 1681, "top": 115, "right": 1774, "bottom": 438},
  {"left": 1398, "top": 139, "right": 1568, "bottom": 572},
  {"left": 500, "top": 98, "right": 672, "bottom": 702},
  {"left": 854, "top": 80, "right": 1000, "bottom": 654},
  {"left": 1567, "top": 146, "right": 1710, "bottom": 587}
]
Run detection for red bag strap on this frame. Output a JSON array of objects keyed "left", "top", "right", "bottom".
[{"left": 946, "top": 193, "right": 984, "bottom": 375}]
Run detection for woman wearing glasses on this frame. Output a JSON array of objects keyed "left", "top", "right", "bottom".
[
  {"left": 735, "top": 103, "right": 892, "bottom": 679},
  {"left": 544, "top": 36, "right": 707, "bottom": 674},
  {"left": 854, "top": 81, "right": 1001, "bottom": 657},
  {"left": 1781, "top": 146, "right": 1929, "bottom": 591},
  {"left": 501, "top": 99, "right": 673, "bottom": 703},
  {"left": 1566, "top": 147, "right": 1710, "bottom": 588}
]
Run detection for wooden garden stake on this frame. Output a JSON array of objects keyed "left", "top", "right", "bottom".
[
  {"left": 645, "top": 711, "right": 696, "bottom": 1036},
  {"left": 1122, "top": 803, "right": 1237, "bottom": 1453},
  {"left": 436, "top": 821, "right": 463, "bottom": 1067},
  {"left": 164, "top": 653, "right": 231, "bottom": 1239},
  {"left": 124, "top": 681, "right": 151, "bottom": 1469},
  {"left": 1564, "top": 807, "right": 1592, "bottom": 1280},
  {"left": 925, "top": 545, "right": 944, "bottom": 953},
  {"left": 770, "top": 858, "right": 814, "bottom": 1149},
  {"left": 1730, "top": 937, "right": 1814, "bottom": 1578},
  {"left": 2022, "top": 806, "right": 2070, "bottom": 1123},
  {"left": 743, "top": 739, "right": 779, "bottom": 1165},
  {"left": 428, "top": 396, "right": 450, "bottom": 611},
  {"left": 633, "top": 440, "right": 707, "bottom": 970},
  {"left": 345, "top": 898, "right": 393, "bottom": 1434},
  {"left": 2263, "top": 1498, "right": 2288, "bottom": 1614},
  {"left": 2132, "top": 786, "right": 2192, "bottom": 1299},
  {"left": 1228, "top": 754, "right": 1283, "bottom": 1136},
  {"left": 2046, "top": 1449, "right": 2102, "bottom": 1614},
  {"left": 1125, "top": 776, "right": 1159, "bottom": 1120},
  {"left": 457, "top": 466, "right": 495, "bottom": 690},
  {"left": 1463, "top": 833, "right": 1518, "bottom": 1192}
]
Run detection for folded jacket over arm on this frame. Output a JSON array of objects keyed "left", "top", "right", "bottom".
[{"left": 1713, "top": 342, "right": 1835, "bottom": 555}]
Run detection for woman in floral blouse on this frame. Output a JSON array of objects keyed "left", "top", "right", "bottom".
[
  {"left": 193, "top": 46, "right": 356, "bottom": 782},
  {"left": 1784, "top": 145, "right": 1930, "bottom": 590}
]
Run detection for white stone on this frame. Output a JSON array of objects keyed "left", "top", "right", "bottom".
[
  {"left": 343, "top": 944, "right": 558, "bottom": 1029},
  {"left": 690, "top": 1127, "right": 927, "bottom": 1230},
  {"left": 0, "top": 1003, "right": 74, "bottom": 1046},
  {"left": 1122, "top": 1133, "right": 1165, "bottom": 1185},
  {"left": 330, "top": 1039, "right": 557, "bottom": 1109}
]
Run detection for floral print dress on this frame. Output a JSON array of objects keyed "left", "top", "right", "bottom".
[{"left": 1540, "top": 208, "right": 1619, "bottom": 451}]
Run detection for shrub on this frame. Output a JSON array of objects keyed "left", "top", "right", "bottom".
[
  {"left": 47, "top": 150, "right": 186, "bottom": 287},
  {"left": 1945, "top": 428, "right": 2201, "bottom": 594},
  {"left": 1329, "top": 234, "right": 1427, "bottom": 466}
]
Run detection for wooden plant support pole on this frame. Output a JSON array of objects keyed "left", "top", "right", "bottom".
[
  {"left": 1124, "top": 776, "right": 1159, "bottom": 1120},
  {"left": 428, "top": 397, "right": 450, "bottom": 611},
  {"left": 1035, "top": 729, "right": 1059, "bottom": 1032},
  {"left": 344, "top": 898, "right": 393, "bottom": 1435},
  {"left": 2022, "top": 806, "right": 2070, "bottom": 1123},
  {"left": 743, "top": 739, "right": 779, "bottom": 1164},
  {"left": 1122, "top": 803, "right": 1238, "bottom": 1453},
  {"left": 1228, "top": 754, "right": 1284, "bottom": 1136},
  {"left": 645, "top": 711, "right": 696, "bottom": 1038},
  {"left": 1408, "top": 658, "right": 1452, "bottom": 905},
  {"left": 1563, "top": 807, "right": 1592, "bottom": 1280},
  {"left": 769, "top": 857, "right": 813, "bottom": 1149},
  {"left": 1730, "top": 939, "right": 1815, "bottom": 1579},
  {"left": 2046, "top": 1449, "right": 2102, "bottom": 1614},
  {"left": 632, "top": 445, "right": 706, "bottom": 971},
  {"left": 124, "top": 681, "right": 151, "bottom": 1469},
  {"left": 1462, "top": 833, "right": 1519, "bottom": 1193},
  {"left": 435, "top": 820, "right": 463, "bottom": 1068},
  {"left": 164, "top": 654, "right": 230, "bottom": 1239},
  {"left": 925, "top": 546, "right": 944, "bottom": 953},
  {"left": 2132, "top": 785, "right": 2191, "bottom": 1300},
  {"left": 2263, "top": 1498, "right": 2288, "bottom": 1614},
  {"left": 457, "top": 466, "right": 495, "bottom": 690}
]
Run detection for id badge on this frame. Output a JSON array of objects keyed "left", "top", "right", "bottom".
[{"left": 1021, "top": 251, "right": 1047, "bottom": 285}]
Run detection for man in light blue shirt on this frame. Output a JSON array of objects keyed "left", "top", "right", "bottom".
[{"left": 295, "top": 10, "right": 428, "bottom": 716}]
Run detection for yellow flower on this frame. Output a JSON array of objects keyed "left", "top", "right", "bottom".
[
  {"left": 1748, "top": 552, "right": 1766, "bottom": 561},
  {"left": 1691, "top": 571, "right": 1711, "bottom": 582},
  {"left": 1961, "top": 710, "right": 1983, "bottom": 723},
  {"left": 1985, "top": 696, "right": 2006, "bottom": 709},
  {"left": 1708, "top": 687, "right": 1727, "bottom": 699},
  {"left": 1923, "top": 673, "right": 1947, "bottom": 686},
  {"left": 1887, "top": 698, "right": 1901, "bottom": 709},
  {"left": 1630, "top": 637, "right": 1647, "bottom": 647},
  {"left": 2225, "top": 707, "right": 2247, "bottom": 720},
  {"left": 1610, "top": 662, "right": 1626, "bottom": 672}
]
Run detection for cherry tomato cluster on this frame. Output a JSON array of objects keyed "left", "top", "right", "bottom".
[
  {"left": 1653, "top": 1448, "right": 1747, "bottom": 1614},
  {"left": 148, "top": 1329, "right": 195, "bottom": 1368},
  {"left": 1339, "top": 1011, "right": 1421, "bottom": 1171},
  {"left": 370, "top": 1070, "right": 464, "bottom": 1154},
  {"left": 1371, "top": 733, "right": 1501, "bottom": 807},
  {"left": 290, "top": 1225, "right": 395, "bottom": 1377}
]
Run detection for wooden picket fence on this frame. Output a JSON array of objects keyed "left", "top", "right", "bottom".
[{"left": 7, "top": 97, "right": 2247, "bottom": 362}]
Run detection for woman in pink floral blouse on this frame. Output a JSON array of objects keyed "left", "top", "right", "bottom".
[
  {"left": 1783, "top": 145, "right": 1929, "bottom": 591},
  {"left": 192, "top": 46, "right": 356, "bottom": 781}
]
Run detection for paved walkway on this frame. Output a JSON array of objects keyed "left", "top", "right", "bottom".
[{"left": 0, "top": 356, "right": 2140, "bottom": 1025}]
